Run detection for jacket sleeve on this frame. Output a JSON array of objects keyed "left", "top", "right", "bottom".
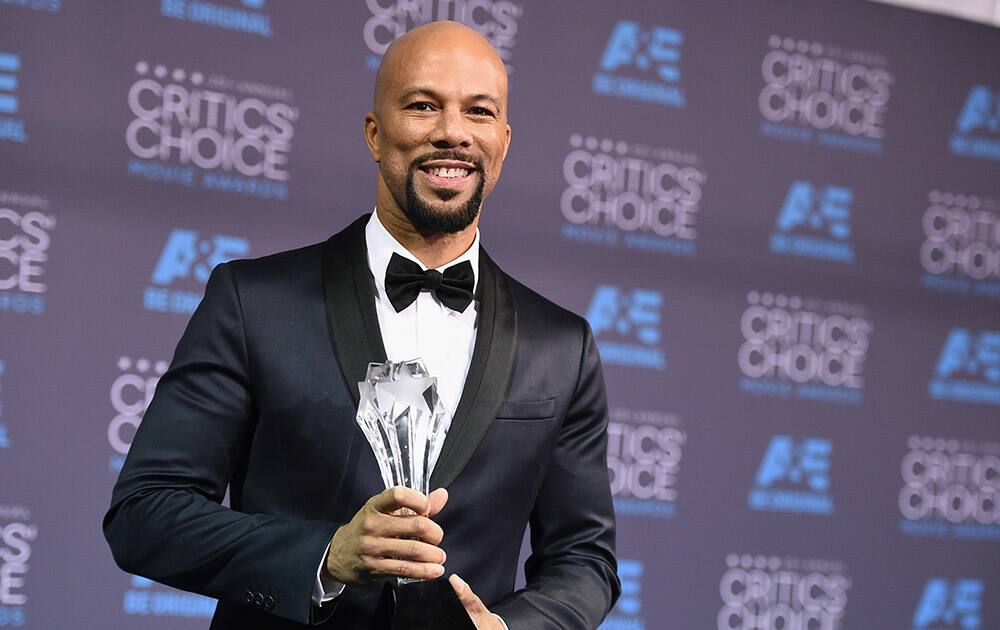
[
  {"left": 493, "top": 321, "right": 621, "bottom": 629},
  {"left": 102, "top": 262, "right": 341, "bottom": 625}
]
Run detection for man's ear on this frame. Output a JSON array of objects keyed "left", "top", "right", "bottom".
[
  {"left": 364, "top": 112, "right": 380, "bottom": 162},
  {"left": 502, "top": 122, "right": 511, "bottom": 161}
]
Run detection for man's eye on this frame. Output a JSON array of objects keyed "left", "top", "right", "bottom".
[
  {"left": 469, "top": 106, "right": 496, "bottom": 117},
  {"left": 407, "top": 102, "right": 434, "bottom": 111}
]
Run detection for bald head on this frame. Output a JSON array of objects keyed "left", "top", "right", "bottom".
[
  {"left": 362, "top": 20, "right": 512, "bottom": 242},
  {"left": 373, "top": 21, "right": 508, "bottom": 113}
]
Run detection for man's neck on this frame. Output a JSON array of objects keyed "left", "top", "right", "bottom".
[{"left": 376, "top": 206, "right": 478, "bottom": 269}]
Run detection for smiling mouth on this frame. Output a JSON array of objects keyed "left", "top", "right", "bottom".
[{"left": 416, "top": 160, "right": 478, "bottom": 191}]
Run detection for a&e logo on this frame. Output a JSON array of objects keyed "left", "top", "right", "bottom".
[
  {"left": 0, "top": 52, "right": 26, "bottom": 144},
  {"left": 143, "top": 229, "right": 248, "bottom": 315},
  {"left": 123, "top": 574, "right": 217, "bottom": 619},
  {"left": 749, "top": 436, "right": 833, "bottom": 516},
  {"left": 107, "top": 356, "right": 167, "bottom": 473},
  {"left": 770, "top": 181, "right": 855, "bottom": 263},
  {"left": 950, "top": 86, "right": 1000, "bottom": 161},
  {"left": 912, "top": 578, "right": 983, "bottom": 630},
  {"left": 599, "top": 560, "right": 644, "bottom": 630},
  {"left": 160, "top": 0, "right": 273, "bottom": 38},
  {"left": 593, "top": 21, "right": 685, "bottom": 108},
  {"left": 585, "top": 285, "right": 665, "bottom": 370},
  {"left": 0, "top": 359, "right": 8, "bottom": 449},
  {"left": 929, "top": 329, "right": 1000, "bottom": 405}
]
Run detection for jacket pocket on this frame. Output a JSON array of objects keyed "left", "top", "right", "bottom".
[{"left": 495, "top": 397, "right": 556, "bottom": 420}]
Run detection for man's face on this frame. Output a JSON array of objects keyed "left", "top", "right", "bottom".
[{"left": 367, "top": 37, "right": 511, "bottom": 234}]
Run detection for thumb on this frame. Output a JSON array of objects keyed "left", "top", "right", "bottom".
[
  {"left": 449, "top": 574, "right": 489, "bottom": 618},
  {"left": 427, "top": 487, "right": 449, "bottom": 517}
]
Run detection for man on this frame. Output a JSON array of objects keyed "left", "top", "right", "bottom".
[{"left": 104, "top": 21, "right": 619, "bottom": 629}]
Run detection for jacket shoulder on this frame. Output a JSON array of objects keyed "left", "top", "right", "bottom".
[
  {"left": 224, "top": 241, "right": 326, "bottom": 288},
  {"left": 504, "top": 272, "right": 591, "bottom": 338}
]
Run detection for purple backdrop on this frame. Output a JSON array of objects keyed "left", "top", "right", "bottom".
[{"left": 1, "top": 1, "right": 999, "bottom": 628}]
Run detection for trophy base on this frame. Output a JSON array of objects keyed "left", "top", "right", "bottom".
[{"left": 393, "top": 578, "right": 476, "bottom": 630}]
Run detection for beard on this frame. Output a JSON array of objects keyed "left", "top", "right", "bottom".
[{"left": 401, "top": 154, "right": 485, "bottom": 235}]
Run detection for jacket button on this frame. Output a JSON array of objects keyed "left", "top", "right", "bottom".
[
  {"left": 264, "top": 595, "right": 275, "bottom": 610},
  {"left": 244, "top": 590, "right": 254, "bottom": 604},
  {"left": 254, "top": 592, "right": 265, "bottom": 607}
]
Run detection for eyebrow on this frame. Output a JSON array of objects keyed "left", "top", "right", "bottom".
[{"left": 399, "top": 88, "right": 503, "bottom": 112}]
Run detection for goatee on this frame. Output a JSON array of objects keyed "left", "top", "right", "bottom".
[{"left": 402, "top": 169, "right": 484, "bottom": 235}]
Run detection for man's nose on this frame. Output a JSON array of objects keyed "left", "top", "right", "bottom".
[{"left": 430, "top": 106, "right": 472, "bottom": 148}]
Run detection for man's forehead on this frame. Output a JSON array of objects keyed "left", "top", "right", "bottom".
[{"left": 374, "top": 21, "right": 507, "bottom": 106}]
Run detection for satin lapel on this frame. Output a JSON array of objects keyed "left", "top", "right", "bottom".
[
  {"left": 322, "top": 214, "right": 387, "bottom": 407},
  {"left": 430, "top": 250, "right": 518, "bottom": 489}
]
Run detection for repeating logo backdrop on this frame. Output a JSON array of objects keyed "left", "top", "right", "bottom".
[{"left": 1, "top": 1, "right": 998, "bottom": 628}]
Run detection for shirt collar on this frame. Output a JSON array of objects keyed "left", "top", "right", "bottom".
[{"left": 365, "top": 207, "right": 481, "bottom": 301}]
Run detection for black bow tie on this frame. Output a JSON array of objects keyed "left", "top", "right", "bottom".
[{"left": 384, "top": 252, "right": 475, "bottom": 313}]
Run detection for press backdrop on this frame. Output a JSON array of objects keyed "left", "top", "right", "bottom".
[{"left": 2, "top": 1, "right": 1000, "bottom": 628}]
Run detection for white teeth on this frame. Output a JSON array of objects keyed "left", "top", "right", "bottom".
[{"left": 429, "top": 167, "right": 469, "bottom": 179}]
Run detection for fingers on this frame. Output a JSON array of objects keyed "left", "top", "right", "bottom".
[
  {"left": 369, "top": 486, "right": 429, "bottom": 515},
  {"left": 366, "top": 557, "right": 445, "bottom": 581},
  {"left": 370, "top": 537, "right": 446, "bottom": 565},
  {"left": 361, "top": 510, "right": 444, "bottom": 545},
  {"left": 450, "top": 574, "right": 490, "bottom": 619},
  {"left": 427, "top": 488, "right": 449, "bottom": 518}
]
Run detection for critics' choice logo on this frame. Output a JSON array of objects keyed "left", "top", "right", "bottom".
[
  {"left": 585, "top": 285, "right": 666, "bottom": 371},
  {"left": 950, "top": 85, "right": 1000, "bottom": 161},
  {"left": 759, "top": 35, "right": 892, "bottom": 155},
  {"left": 738, "top": 291, "right": 872, "bottom": 405},
  {"left": 126, "top": 61, "right": 297, "bottom": 200},
  {"left": 718, "top": 554, "right": 850, "bottom": 630},
  {"left": 770, "top": 181, "right": 855, "bottom": 264},
  {"left": 0, "top": 52, "right": 26, "bottom": 143},
  {"left": 900, "top": 436, "right": 1000, "bottom": 542},
  {"left": 921, "top": 191, "right": 1000, "bottom": 298},
  {"left": 607, "top": 408, "right": 685, "bottom": 519},
  {"left": 929, "top": 329, "right": 1000, "bottom": 406},
  {"left": 0, "top": 504, "right": 36, "bottom": 628},
  {"left": 0, "top": 191, "right": 56, "bottom": 316},
  {"left": 913, "top": 578, "right": 984, "bottom": 630},
  {"left": 363, "top": 1, "right": 522, "bottom": 72},
  {"left": 749, "top": 436, "right": 833, "bottom": 516},
  {"left": 161, "top": 0, "right": 272, "bottom": 39},
  {"left": 107, "top": 357, "right": 167, "bottom": 473},
  {"left": 560, "top": 134, "right": 706, "bottom": 258},
  {"left": 124, "top": 575, "right": 216, "bottom": 619},
  {"left": 598, "top": 560, "right": 644, "bottom": 630},
  {"left": 143, "top": 229, "right": 249, "bottom": 315},
  {"left": 593, "top": 20, "right": 685, "bottom": 108}
]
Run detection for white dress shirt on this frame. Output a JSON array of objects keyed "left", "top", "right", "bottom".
[{"left": 312, "top": 209, "right": 492, "bottom": 609}]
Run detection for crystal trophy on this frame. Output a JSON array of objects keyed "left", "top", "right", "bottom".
[{"left": 356, "top": 359, "right": 475, "bottom": 630}]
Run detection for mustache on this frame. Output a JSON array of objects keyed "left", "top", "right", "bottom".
[{"left": 411, "top": 150, "right": 483, "bottom": 171}]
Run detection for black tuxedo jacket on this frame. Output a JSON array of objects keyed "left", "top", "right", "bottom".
[{"left": 104, "top": 215, "right": 619, "bottom": 629}]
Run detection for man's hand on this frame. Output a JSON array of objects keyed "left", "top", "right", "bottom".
[
  {"left": 324, "top": 486, "right": 448, "bottom": 585},
  {"left": 450, "top": 574, "right": 504, "bottom": 630}
]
